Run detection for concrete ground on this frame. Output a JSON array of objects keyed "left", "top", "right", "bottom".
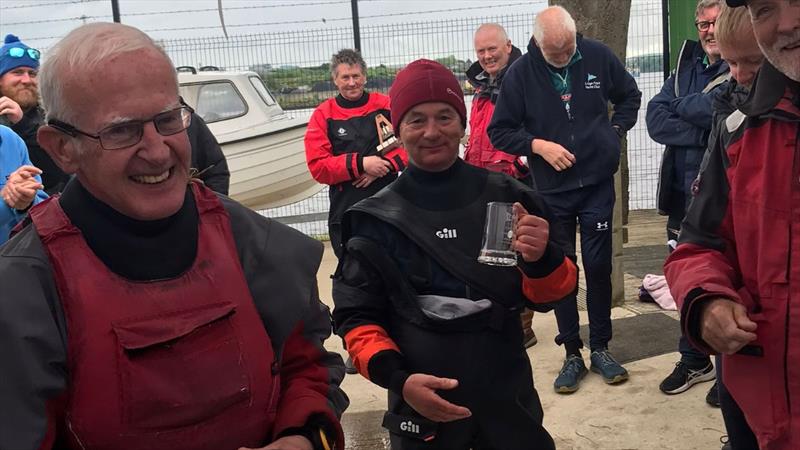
[{"left": 316, "top": 210, "right": 726, "bottom": 450}]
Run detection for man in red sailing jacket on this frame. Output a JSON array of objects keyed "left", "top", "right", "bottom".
[
  {"left": 0, "top": 23, "right": 347, "bottom": 450},
  {"left": 304, "top": 48, "right": 408, "bottom": 259},
  {"left": 664, "top": 1, "right": 799, "bottom": 448},
  {"left": 465, "top": 23, "right": 537, "bottom": 348},
  {"left": 464, "top": 23, "right": 528, "bottom": 181}
]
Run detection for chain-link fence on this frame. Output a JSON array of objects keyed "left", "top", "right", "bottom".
[
  {"left": 160, "top": 1, "right": 665, "bottom": 236},
  {"left": 161, "top": 12, "right": 544, "bottom": 108},
  {"left": 627, "top": 0, "right": 666, "bottom": 212}
]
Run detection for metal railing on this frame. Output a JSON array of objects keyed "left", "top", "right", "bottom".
[{"left": 164, "top": 3, "right": 667, "bottom": 235}]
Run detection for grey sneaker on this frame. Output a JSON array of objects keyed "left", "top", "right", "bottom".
[
  {"left": 554, "top": 355, "right": 588, "bottom": 393},
  {"left": 590, "top": 349, "right": 629, "bottom": 384}
]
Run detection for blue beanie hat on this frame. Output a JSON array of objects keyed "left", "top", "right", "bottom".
[{"left": 0, "top": 34, "right": 40, "bottom": 78}]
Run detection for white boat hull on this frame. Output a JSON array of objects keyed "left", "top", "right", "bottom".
[
  {"left": 219, "top": 123, "right": 323, "bottom": 210},
  {"left": 179, "top": 70, "right": 324, "bottom": 211}
]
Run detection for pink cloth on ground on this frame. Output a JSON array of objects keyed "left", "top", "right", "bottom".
[{"left": 642, "top": 274, "right": 677, "bottom": 310}]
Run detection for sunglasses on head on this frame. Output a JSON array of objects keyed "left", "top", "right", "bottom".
[{"left": 6, "top": 47, "right": 40, "bottom": 60}]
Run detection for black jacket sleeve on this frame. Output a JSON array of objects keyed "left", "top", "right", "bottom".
[
  {"left": 0, "top": 226, "right": 69, "bottom": 450},
  {"left": 606, "top": 46, "right": 642, "bottom": 132},
  {"left": 189, "top": 113, "right": 230, "bottom": 195},
  {"left": 331, "top": 214, "right": 412, "bottom": 395},
  {"left": 487, "top": 64, "right": 536, "bottom": 157}
]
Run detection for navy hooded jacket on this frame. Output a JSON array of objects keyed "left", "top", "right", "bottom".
[
  {"left": 645, "top": 39, "right": 729, "bottom": 214},
  {"left": 487, "top": 35, "right": 641, "bottom": 194}
]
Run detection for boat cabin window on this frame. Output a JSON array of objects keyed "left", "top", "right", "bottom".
[
  {"left": 194, "top": 82, "right": 247, "bottom": 123},
  {"left": 249, "top": 76, "right": 277, "bottom": 106}
]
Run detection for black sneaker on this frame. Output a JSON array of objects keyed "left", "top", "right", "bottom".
[
  {"left": 659, "top": 361, "right": 715, "bottom": 394},
  {"left": 345, "top": 356, "right": 358, "bottom": 375},
  {"left": 706, "top": 381, "right": 721, "bottom": 407}
]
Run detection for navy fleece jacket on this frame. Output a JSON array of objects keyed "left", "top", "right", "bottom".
[{"left": 488, "top": 35, "right": 641, "bottom": 193}]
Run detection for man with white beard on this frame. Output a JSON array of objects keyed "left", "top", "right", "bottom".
[
  {"left": 664, "top": 1, "right": 799, "bottom": 449},
  {"left": 488, "top": 5, "right": 641, "bottom": 394}
]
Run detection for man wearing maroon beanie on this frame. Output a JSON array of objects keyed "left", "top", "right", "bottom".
[{"left": 332, "top": 59, "right": 578, "bottom": 449}]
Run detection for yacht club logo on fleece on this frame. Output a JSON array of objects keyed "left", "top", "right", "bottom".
[{"left": 585, "top": 73, "right": 601, "bottom": 89}]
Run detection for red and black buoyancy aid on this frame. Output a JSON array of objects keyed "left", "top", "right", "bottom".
[{"left": 29, "top": 184, "right": 278, "bottom": 450}]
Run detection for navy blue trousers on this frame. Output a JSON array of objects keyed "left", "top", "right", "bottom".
[
  {"left": 716, "top": 356, "right": 759, "bottom": 449},
  {"left": 543, "top": 179, "right": 613, "bottom": 352}
]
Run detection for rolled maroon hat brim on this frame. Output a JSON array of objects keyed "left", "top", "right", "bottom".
[
  {"left": 726, "top": 0, "right": 746, "bottom": 7},
  {"left": 389, "top": 59, "right": 467, "bottom": 133}
]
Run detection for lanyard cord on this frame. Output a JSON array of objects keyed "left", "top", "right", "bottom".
[
  {"left": 545, "top": 65, "right": 573, "bottom": 121},
  {"left": 547, "top": 66, "right": 570, "bottom": 93}
]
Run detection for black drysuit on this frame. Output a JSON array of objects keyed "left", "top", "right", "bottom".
[{"left": 333, "top": 160, "right": 577, "bottom": 449}]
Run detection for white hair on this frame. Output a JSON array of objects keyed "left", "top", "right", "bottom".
[
  {"left": 475, "top": 23, "right": 509, "bottom": 42},
  {"left": 39, "top": 22, "right": 176, "bottom": 124},
  {"left": 533, "top": 6, "right": 577, "bottom": 49},
  {"left": 695, "top": 0, "right": 721, "bottom": 20}
]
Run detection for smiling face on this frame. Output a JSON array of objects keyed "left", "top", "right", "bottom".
[
  {"left": 333, "top": 63, "right": 366, "bottom": 101},
  {"left": 698, "top": 5, "right": 722, "bottom": 62},
  {"left": 720, "top": 37, "right": 764, "bottom": 87},
  {"left": 399, "top": 102, "right": 464, "bottom": 172},
  {"left": 474, "top": 26, "right": 512, "bottom": 78},
  {"left": 63, "top": 48, "right": 191, "bottom": 220},
  {"left": 0, "top": 66, "right": 38, "bottom": 110},
  {"left": 748, "top": 0, "right": 800, "bottom": 81}
]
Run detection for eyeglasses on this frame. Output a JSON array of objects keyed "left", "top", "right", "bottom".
[
  {"left": 6, "top": 47, "right": 40, "bottom": 60},
  {"left": 695, "top": 20, "right": 716, "bottom": 32},
  {"left": 48, "top": 106, "right": 193, "bottom": 150}
]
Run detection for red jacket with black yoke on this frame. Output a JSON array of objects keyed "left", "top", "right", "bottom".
[
  {"left": 304, "top": 92, "right": 408, "bottom": 227},
  {"left": 464, "top": 46, "right": 528, "bottom": 179},
  {"left": 664, "top": 62, "right": 800, "bottom": 450}
]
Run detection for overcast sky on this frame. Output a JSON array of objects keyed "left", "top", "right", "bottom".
[
  {"left": 2, "top": 1, "right": 538, "bottom": 45},
  {"left": 1, "top": 0, "right": 664, "bottom": 68}
]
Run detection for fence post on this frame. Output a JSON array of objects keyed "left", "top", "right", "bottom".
[
  {"left": 111, "top": 0, "right": 121, "bottom": 23},
  {"left": 351, "top": 0, "right": 361, "bottom": 51}
]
